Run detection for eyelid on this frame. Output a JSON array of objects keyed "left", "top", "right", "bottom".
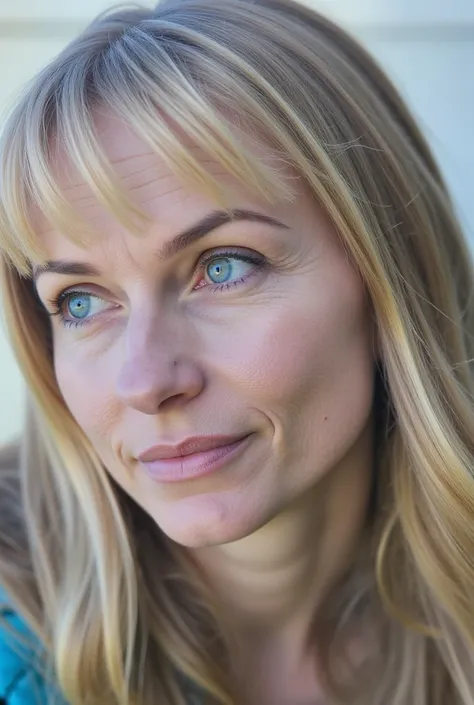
[
  {"left": 45, "top": 285, "right": 108, "bottom": 310},
  {"left": 196, "top": 247, "right": 268, "bottom": 271},
  {"left": 60, "top": 289, "right": 109, "bottom": 310},
  {"left": 192, "top": 247, "right": 268, "bottom": 280}
]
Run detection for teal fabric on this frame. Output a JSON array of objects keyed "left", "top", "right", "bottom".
[
  {"left": 0, "top": 592, "right": 204, "bottom": 705},
  {"left": 0, "top": 592, "right": 65, "bottom": 705}
]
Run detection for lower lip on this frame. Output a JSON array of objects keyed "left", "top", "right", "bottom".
[{"left": 139, "top": 435, "right": 252, "bottom": 483}]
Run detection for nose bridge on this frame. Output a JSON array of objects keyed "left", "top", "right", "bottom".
[
  {"left": 115, "top": 304, "right": 204, "bottom": 414},
  {"left": 127, "top": 302, "right": 174, "bottom": 365}
]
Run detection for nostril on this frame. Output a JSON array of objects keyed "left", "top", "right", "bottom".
[{"left": 158, "top": 391, "right": 189, "bottom": 412}]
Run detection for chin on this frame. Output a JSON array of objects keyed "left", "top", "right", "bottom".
[{"left": 148, "top": 494, "right": 271, "bottom": 548}]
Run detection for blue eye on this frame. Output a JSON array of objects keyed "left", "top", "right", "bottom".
[
  {"left": 206, "top": 258, "right": 236, "bottom": 284},
  {"left": 67, "top": 293, "right": 92, "bottom": 319},
  {"left": 48, "top": 290, "right": 113, "bottom": 328},
  {"left": 200, "top": 251, "right": 266, "bottom": 291},
  {"left": 65, "top": 292, "right": 109, "bottom": 322}
]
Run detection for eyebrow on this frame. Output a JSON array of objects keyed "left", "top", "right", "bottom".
[{"left": 32, "top": 209, "right": 289, "bottom": 280}]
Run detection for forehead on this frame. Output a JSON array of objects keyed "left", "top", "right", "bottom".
[
  {"left": 51, "top": 109, "right": 284, "bottom": 192},
  {"left": 49, "top": 113, "right": 226, "bottom": 203},
  {"left": 37, "top": 111, "right": 300, "bottom": 246}
]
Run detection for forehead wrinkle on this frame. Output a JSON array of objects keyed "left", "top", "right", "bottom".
[
  {"left": 54, "top": 162, "right": 186, "bottom": 223},
  {"left": 115, "top": 154, "right": 238, "bottom": 189},
  {"left": 116, "top": 166, "right": 192, "bottom": 213},
  {"left": 104, "top": 150, "right": 158, "bottom": 168},
  {"left": 47, "top": 130, "right": 265, "bottom": 234},
  {"left": 55, "top": 128, "right": 248, "bottom": 201},
  {"left": 137, "top": 184, "right": 191, "bottom": 210},
  {"left": 124, "top": 167, "right": 182, "bottom": 198}
]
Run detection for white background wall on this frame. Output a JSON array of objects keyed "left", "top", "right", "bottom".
[{"left": 0, "top": 0, "right": 473, "bottom": 443}]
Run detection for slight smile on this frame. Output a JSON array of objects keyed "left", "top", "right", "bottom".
[{"left": 137, "top": 434, "right": 253, "bottom": 483}]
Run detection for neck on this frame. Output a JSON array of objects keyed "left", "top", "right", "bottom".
[{"left": 192, "top": 423, "right": 374, "bottom": 645}]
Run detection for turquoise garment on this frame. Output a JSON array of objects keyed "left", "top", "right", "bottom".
[
  {"left": 0, "top": 600, "right": 64, "bottom": 705},
  {"left": 0, "top": 593, "right": 203, "bottom": 705}
]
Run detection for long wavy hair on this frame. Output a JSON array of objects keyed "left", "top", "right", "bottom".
[{"left": 1, "top": 0, "right": 474, "bottom": 703}]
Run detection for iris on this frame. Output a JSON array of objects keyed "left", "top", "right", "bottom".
[
  {"left": 67, "top": 294, "right": 91, "bottom": 319},
  {"left": 206, "top": 258, "right": 233, "bottom": 284}
]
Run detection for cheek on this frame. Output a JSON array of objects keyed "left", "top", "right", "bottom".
[
  {"left": 54, "top": 348, "right": 118, "bottom": 447},
  {"left": 207, "top": 264, "right": 375, "bottom": 483},
  {"left": 208, "top": 270, "right": 374, "bottom": 417}
]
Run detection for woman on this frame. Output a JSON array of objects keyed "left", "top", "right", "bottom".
[{"left": 0, "top": 0, "right": 473, "bottom": 702}]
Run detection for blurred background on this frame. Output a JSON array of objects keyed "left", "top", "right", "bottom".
[{"left": 0, "top": 0, "right": 473, "bottom": 443}]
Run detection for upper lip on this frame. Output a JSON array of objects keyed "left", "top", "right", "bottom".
[{"left": 137, "top": 434, "right": 250, "bottom": 462}]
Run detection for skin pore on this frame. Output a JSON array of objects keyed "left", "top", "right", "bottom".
[{"left": 33, "top": 114, "right": 376, "bottom": 704}]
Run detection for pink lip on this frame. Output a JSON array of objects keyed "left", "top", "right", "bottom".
[{"left": 137, "top": 434, "right": 252, "bottom": 483}]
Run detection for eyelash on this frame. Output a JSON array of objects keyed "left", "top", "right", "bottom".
[{"left": 47, "top": 249, "right": 269, "bottom": 329}]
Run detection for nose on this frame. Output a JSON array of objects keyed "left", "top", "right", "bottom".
[{"left": 115, "top": 312, "right": 205, "bottom": 415}]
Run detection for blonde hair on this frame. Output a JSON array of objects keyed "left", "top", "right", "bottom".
[{"left": 1, "top": 0, "right": 474, "bottom": 702}]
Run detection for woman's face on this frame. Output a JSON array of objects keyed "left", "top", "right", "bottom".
[{"left": 34, "top": 114, "right": 376, "bottom": 547}]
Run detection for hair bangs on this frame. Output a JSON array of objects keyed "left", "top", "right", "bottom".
[{"left": 0, "top": 18, "right": 294, "bottom": 277}]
